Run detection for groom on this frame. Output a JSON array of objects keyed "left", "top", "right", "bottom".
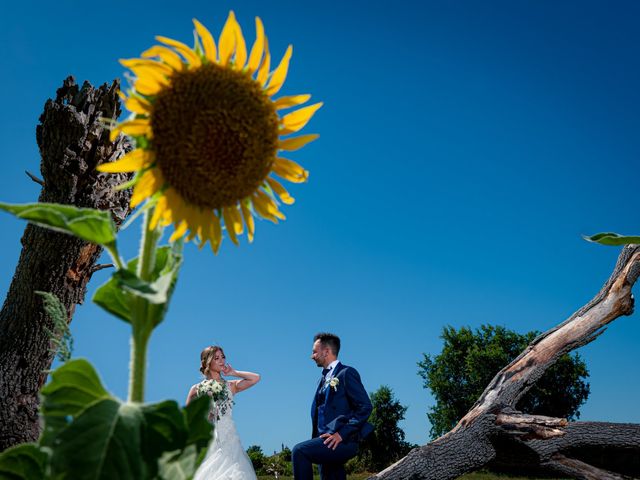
[{"left": 292, "top": 333, "right": 373, "bottom": 480}]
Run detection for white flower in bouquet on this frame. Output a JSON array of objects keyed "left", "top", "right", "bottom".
[{"left": 197, "top": 379, "right": 233, "bottom": 420}]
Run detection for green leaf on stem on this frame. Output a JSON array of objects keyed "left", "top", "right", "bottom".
[
  {"left": 157, "top": 396, "right": 213, "bottom": 480},
  {"left": 0, "top": 443, "right": 49, "bottom": 480},
  {"left": 116, "top": 246, "right": 183, "bottom": 306},
  {"left": 40, "top": 359, "right": 110, "bottom": 447},
  {"left": 93, "top": 245, "right": 183, "bottom": 326},
  {"left": 183, "top": 395, "right": 213, "bottom": 452},
  {"left": 49, "top": 399, "right": 146, "bottom": 480},
  {"left": 158, "top": 445, "right": 200, "bottom": 480},
  {"left": 140, "top": 400, "right": 188, "bottom": 464},
  {"left": 0, "top": 202, "right": 117, "bottom": 246},
  {"left": 36, "top": 360, "right": 212, "bottom": 479},
  {"left": 584, "top": 232, "right": 640, "bottom": 246},
  {"left": 115, "top": 269, "right": 158, "bottom": 296},
  {"left": 92, "top": 276, "right": 133, "bottom": 323}
]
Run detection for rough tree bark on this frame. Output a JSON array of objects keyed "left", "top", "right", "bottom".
[
  {"left": 371, "top": 245, "right": 640, "bottom": 480},
  {"left": 0, "top": 77, "right": 132, "bottom": 451}
]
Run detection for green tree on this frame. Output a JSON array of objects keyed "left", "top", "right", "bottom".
[
  {"left": 356, "top": 386, "right": 414, "bottom": 472},
  {"left": 263, "top": 444, "right": 293, "bottom": 478},
  {"left": 247, "top": 445, "right": 266, "bottom": 474},
  {"left": 418, "top": 324, "right": 590, "bottom": 439}
]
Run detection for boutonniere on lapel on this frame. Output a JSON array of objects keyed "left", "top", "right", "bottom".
[{"left": 329, "top": 377, "right": 340, "bottom": 392}]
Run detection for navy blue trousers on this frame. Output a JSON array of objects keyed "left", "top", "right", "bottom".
[{"left": 292, "top": 437, "right": 358, "bottom": 480}]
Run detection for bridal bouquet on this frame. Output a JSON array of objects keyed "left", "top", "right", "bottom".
[{"left": 197, "top": 379, "right": 233, "bottom": 420}]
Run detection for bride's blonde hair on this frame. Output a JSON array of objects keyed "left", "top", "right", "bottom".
[{"left": 200, "top": 345, "right": 224, "bottom": 378}]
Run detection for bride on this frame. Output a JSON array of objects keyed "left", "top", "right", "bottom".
[{"left": 187, "top": 345, "right": 261, "bottom": 479}]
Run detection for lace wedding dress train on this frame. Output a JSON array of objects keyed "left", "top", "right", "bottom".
[{"left": 194, "top": 385, "right": 258, "bottom": 480}]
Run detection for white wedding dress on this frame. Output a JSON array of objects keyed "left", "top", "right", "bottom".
[{"left": 194, "top": 384, "right": 258, "bottom": 480}]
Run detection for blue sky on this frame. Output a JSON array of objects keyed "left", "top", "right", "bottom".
[{"left": 1, "top": 0, "right": 639, "bottom": 455}]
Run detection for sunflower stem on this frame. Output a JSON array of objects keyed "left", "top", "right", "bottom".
[
  {"left": 128, "top": 207, "right": 161, "bottom": 402},
  {"left": 128, "top": 323, "right": 152, "bottom": 402},
  {"left": 137, "top": 208, "right": 160, "bottom": 282}
]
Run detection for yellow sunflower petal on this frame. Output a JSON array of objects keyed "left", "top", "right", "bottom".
[
  {"left": 256, "top": 37, "right": 271, "bottom": 86},
  {"left": 281, "top": 103, "right": 323, "bottom": 135},
  {"left": 128, "top": 65, "right": 172, "bottom": 86},
  {"left": 273, "top": 158, "right": 309, "bottom": 183},
  {"left": 110, "top": 119, "right": 151, "bottom": 142},
  {"left": 254, "top": 190, "right": 286, "bottom": 220},
  {"left": 209, "top": 214, "right": 222, "bottom": 253},
  {"left": 155, "top": 190, "right": 175, "bottom": 226},
  {"left": 169, "top": 220, "right": 189, "bottom": 242},
  {"left": 150, "top": 196, "right": 169, "bottom": 229},
  {"left": 97, "top": 149, "right": 153, "bottom": 173},
  {"left": 142, "top": 45, "right": 183, "bottom": 71},
  {"left": 184, "top": 204, "right": 203, "bottom": 242},
  {"left": 131, "top": 168, "right": 163, "bottom": 207},
  {"left": 193, "top": 19, "right": 217, "bottom": 63},
  {"left": 197, "top": 210, "right": 219, "bottom": 249},
  {"left": 274, "top": 94, "right": 311, "bottom": 110},
  {"left": 240, "top": 201, "right": 255, "bottom": 242},
  {"left": 195, "top": 214, "right": 210, "bottom": 248},
  {"left": 123, "top": 95, "right": 152, "bottom": 115},
  {"left": 120, "top": 58, "right": 174, "bottom": 76},
  {"left": 266, "top": 45, "right": 292, "bottom": 96},
  {"left": 266, "top": 177, "right": 295, "bottom": 205},
  {"left": 247, "top": 17, "right": 265, "bottom": 74},
  {"left": 222, "top": 207, "right": 240, "bottom": 245},
  {"left": 192, "top": 216, "right": 204, "bottom": 244},
  {"left": 156, "top": 36, "right": 202, "bottom": 68},
  {"left": 233, "top": 16, "right": 247, "bottom": 69},
  {"left": 229, "top": 205, "right": 244, "bottom": 235},
  {"left": 219, "top": 11, "right": 237, "bottom": 66},
  {"left": 133, "top": 76, "right": 165, "bottom": 96},
  {"left": 279, "top": 134, "right": 319, "bottom": 152},
  {"left": 251, "top": 195, "right": 278, "bottom": 223}
]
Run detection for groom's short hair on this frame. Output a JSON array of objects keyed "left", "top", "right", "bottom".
[{"left": 314, "top": 332, "right": 340, "bottom": 356}]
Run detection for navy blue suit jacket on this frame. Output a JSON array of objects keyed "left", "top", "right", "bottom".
[{"left": 311, "top": 362, "right": 373, "bottom": 442}]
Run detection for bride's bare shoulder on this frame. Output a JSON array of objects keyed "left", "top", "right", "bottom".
[{"left": 186, "top": 383, "right": 200, "bottom": 404}]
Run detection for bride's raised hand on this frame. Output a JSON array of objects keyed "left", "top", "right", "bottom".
[{"left": 222, "top": 363, "right": 238, "bottom": 377}]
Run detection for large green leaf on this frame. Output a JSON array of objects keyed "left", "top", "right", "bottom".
[
  {"left": 50, "top": 399, "right": 146, "bottom": 480},
  {"left": 147, "top": 245, "right": 183, "bottom": 327},
  {"left": 0, "top": 443, "right": 49, "bottom": 480},
  {"left": 40, "top": 359, "right": 110, "bottom": 447},
  {"left": 38, "top": 360, "right": 211, "bottom": 480},
  {"left": 0, "top": 202, "right": 117, "bottom": 246},
  {"left": 158, "top": 445, "right": 199, "bottom": 480},
  {"left": 92, "top": 274, "right": 133, "bottom": 323},
  {"left": 157, "top": 396, "right": 213, "bottom": 480},
  {"left": 183, "top": 395, "right": 213, "bottom": 452},
  {"left": 141, "top": 400, "right": 188, "bottom": 468},
  {"left": 115, "top": 246, "right": 183, "bottom": 306},
  {"left": 585, "top": 232, "right": 640, "bottom": 246},
  {"left": 93, "top": 245, "right": 183, "bottom": 326}
]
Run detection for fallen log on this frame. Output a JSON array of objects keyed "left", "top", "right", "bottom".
[{"left": 371, "top": 245, "right": 640, "bottom": 480}]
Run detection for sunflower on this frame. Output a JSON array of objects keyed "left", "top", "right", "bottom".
[{"left": 99, "top": 11, "right": 321, "bottom": 252}]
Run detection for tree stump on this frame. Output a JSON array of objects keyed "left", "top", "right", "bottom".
[{"left": 0, "top": 77, "right": 132, "bottom": 451}]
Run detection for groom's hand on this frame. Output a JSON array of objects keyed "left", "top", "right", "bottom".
[{"left": 320, "top": 432, "right": 343, "bottom": 450}]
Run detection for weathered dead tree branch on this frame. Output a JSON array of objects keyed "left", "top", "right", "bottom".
[
  {"left": 0, "top": 77, "right": 133, "bottom": 451},
  {"left": 371, "top": 245, "right": 640, "bottom": 479}
]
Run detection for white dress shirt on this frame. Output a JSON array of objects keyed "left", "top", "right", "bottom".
[{"left": 323, "top": 360, "right": 340, "bottom": 381}]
